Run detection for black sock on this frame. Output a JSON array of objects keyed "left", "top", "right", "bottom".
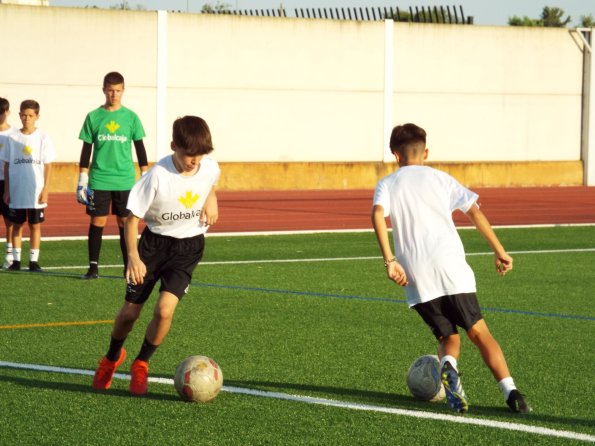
[
  {"left": 106, "top": 336, "right": 126, "bottom": 362},
  {"left": 118, "top": 226, "right": 128, "bottom": 270},
  {"left": 88, "top": 224, "right": 103, "bottom": 267},
  {"left": 136, "top": 338, "right": 158, "bottom": 363}
]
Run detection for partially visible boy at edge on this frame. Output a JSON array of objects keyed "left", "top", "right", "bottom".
[
  {"left": 0, "top": 97, "right": 16, "bottom": 269},
  {"left": 371, "top": 123, "right": 530, "bottom": 414},
  {"left": 92, "top": 115, "right": 219, "bottom": 396}
]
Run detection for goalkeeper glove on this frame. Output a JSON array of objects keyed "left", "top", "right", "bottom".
[{"left": 76, "top": 172, "right": 89, "bottom": 205}]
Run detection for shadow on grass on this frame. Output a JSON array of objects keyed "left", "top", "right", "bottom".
[
  {"left": 0, "top": 371, "right": 179, "bottom": 402},
  {"left": 1, "top": 370, "right": 593, "bottom": 431},
  {"left": 224, "top": 378, "right": 595, "bottom": 430}
]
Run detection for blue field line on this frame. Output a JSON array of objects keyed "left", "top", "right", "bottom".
[
  {"left": 193, "top": 281, "right": 408, "bottom": 304},
  {"left": 191, "top": 282, "right": 595, "bottom": 322},
  {"left": 2, "top": 269, "right": 594, "bottom": 322}
]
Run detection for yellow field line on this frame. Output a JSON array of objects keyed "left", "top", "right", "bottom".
[{"left": 0, "top": 320, "right": 113, "bottom": 330}]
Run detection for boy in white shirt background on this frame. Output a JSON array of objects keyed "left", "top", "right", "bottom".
[{"left": 1, "top": 99, "right": 55, "bottom": 272}]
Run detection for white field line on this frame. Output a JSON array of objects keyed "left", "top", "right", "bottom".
[
  {"left": 0, "top": 361, "right": 593, "bottom": 443},
  {"left": 38, "top": 247, "right": 595, "bottom": 271},
  {"left": 26, "top": 222, "right": 595, "bottom": 242}
]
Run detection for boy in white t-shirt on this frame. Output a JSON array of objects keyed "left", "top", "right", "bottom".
[
  {"left": 0, "top": 97, "right": 16, "bottom": 269},
  {"left": 92, "top": 115, "right": 220, "bottom": 396},
  {"left": 1, "top": 100, "right": 55, "bottom": 272},
  {"left": 372, "top": 123, "right": 530, "bottom": 414}
]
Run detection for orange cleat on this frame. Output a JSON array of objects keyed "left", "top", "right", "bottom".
[
  {"left": 92, "top": 348, "right": 126, "bottom": 390},
  {"left": 129, "top": 359, "right": 149, "bottom": 396}
]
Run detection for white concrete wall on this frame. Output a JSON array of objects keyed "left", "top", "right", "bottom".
[
  {"left": 392, "top": 24, "right": 583, "bottom": 162},
  {"left": 0, "top": 5, "right": 587, "bottom": 165},
  {"left": 0, "top": 5, "right": 157, "bottom": 159}
]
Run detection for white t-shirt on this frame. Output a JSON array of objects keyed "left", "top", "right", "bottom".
[
  {"left": 0, "top": 128, "right": 56, "bottom": 209},
  {"left": 127, "top": 155, "right": 220, "bottom": 238},
  {"left": 0, "top": 126, "right": 17, "bottom": 182},
  {"left": 373, "top": 165, "right": 479, "bottom": 306}
]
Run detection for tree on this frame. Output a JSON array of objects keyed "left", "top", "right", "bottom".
[
  {"left": 110, "top": 1, "right": 145, "bottom": 10},
  {"left": 508, "top": 16, "right": 543, "bottom": 27},
  {"left": 580, "top": 14, "right": 595, "bottom": 28},
  {"left": 201, "top": 2, "right": 232, "bottom": 13},
  {"left": 541, "top": 7, "right": 571, "bottom": 27},
  {"left": 508, "top": 6, "right": 570, "bottom": 28}
]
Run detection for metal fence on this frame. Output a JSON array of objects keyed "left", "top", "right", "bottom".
[{"left": 200, "top": 5, "right": 472, "bottom": 24}]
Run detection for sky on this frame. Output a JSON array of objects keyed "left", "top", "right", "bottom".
[{"left": 48, "top": 0, "right": 594, "bottom": 27}]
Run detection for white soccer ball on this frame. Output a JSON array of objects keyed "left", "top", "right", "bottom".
[
  {"left": 174, "top": 355, "right": 223, "bottom": 403},
  {"left": 406, "top": 354, "right": 445, "bottom": 402}
]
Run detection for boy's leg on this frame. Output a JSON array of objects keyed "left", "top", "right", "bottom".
[
  {"left": 83, "top": 189, "right": 111, "bottom": 279},
  {"left": 8, "top": 221, "right": 22, "bottom": 270},
  {"left": 466, "top": 319, "right": 510, "bottom": 381},
  {"left": 84, "top": 217, "right": 106, "bottom": 279},
  {"left": 112, "top": 191, "right": 131, "bottom": 275},
  {"left": 130, "top": 291, "right": 180, "bottom": 395},
  {"left": 92, "top": 301, "right": 143, "bottom": 390},
  {"left": 438, "top": 332, "right": 460, "bottom": 360},
  {"left": 116, "top": 216, "right": 127, "bottom": 275},
  {"left": 3, "top": 217, "right": 13, "bottom": 268},
  {"left": 439, "top": 334, "right": 469, "bottom": 413},
  {"left": 466, "top": 319, "right": 531, "bottom": 413},
  {"left": 28, "top": 222, "right": 43, "bottom": 272}
]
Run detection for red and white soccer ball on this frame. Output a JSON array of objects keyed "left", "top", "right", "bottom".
[
  {"left": 174, "top": 355, "right": 223, "bottom": 403},
  {"left": 406, "top": 354, "right": 446, "bottom": 402}
]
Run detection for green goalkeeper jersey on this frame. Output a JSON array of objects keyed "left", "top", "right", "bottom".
[{"left": 79, "top": 106, "right": 146, "bottom": 190}]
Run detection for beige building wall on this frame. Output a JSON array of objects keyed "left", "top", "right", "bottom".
[
  {"left": 0, "top": 5, "right": 589, "bottom": 190},
  {"left": 392, "top": 24, "right": 583, "bottom": 162}
]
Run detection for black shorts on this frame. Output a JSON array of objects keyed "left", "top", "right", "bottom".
[
  {"left": 413, "top": 293, "right": 483, "bottom": 340},
  {"left": 86, "top": 190, "right": 130, "bottom": 217},
  {"left": 125, "top": 228, "right": 205, "bottom": 304},
  {"left": 8, "top": 208, "right": 46, "bottom": 225},
  {"left": 0, "top": 181, "right": 8, "bottom": 218}
]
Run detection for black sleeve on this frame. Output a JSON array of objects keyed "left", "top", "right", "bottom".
[
  {"left": 134, "top": 140, "right": 148, "bottom": 167},
  {"left": 79, "top": 142, "right": 93, "bottom": 168}
]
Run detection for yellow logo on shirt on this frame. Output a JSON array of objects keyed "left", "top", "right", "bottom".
[
  {"left": 23, "top": 145, "right": 33, "bottom": 156},
  {"left": 179, "top": 191, "right": 199, "bottom": 209},
  {"left": 105, "top": 121, "right": 120, "bottom": 133}
]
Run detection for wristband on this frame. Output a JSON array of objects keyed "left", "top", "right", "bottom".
[
  {"left": 78, "top": 172, "right": 89, "bottom": 186},
  {"left": 384, "top": 257, "right": 396, "bottom": 267}
]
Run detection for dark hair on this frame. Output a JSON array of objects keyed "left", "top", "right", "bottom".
[
  {"left": 103, "top": 71, "right": 125, "bottom": 88},
  {"left": 172, "top": 116, "right": 214, "bottom": 156},
  {"left": 389, "top": 123, "right": 426, "bottom": 155},
  {"left": 0, "top": 97, "right": 9, "bottom": 114},
  {"left": 20, "top": 99, "right": 40, "bottom": 114}
]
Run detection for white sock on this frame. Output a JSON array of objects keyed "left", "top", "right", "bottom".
[
  {"left": 440, "top": 355, "right": 458, "bottom": 371},
  {"left": 498, "top": 377, "right": 516, "bottom": 400},
  {"left": 30, "top": 249, "right": 40, "bottom": 262},
  {"left": 5, "top": 243, "right": 13, "bottom": 261},
  {"left": 13, "top": 248, "right": 21, "bottom": 262}
]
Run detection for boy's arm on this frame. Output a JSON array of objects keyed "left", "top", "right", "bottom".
[
  {"left": 371, "top": 204, "right": 408, "bottom": 286},
  {"left": 465, "top": 204, "right": 512, "bottom": 276},
  {"left": 124, "top": 213, "right": 146, "bottom": 285},
  {"left": 77, "top": 142, "right": 92, "bottom": 204},
  {"left": 2, "top": 162, "right": 8, "bottom": 205},
  {"left": 133, "top": 140, "right": 149, "bottom": 174},
  {"left": 39, "top": 163, "right": 52, "bottom": 205},
  {"left": 200, "top": 188, "right": 219, "bottom": 226}
]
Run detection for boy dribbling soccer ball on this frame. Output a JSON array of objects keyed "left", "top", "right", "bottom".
[{"left": 92, "top": 115, "right": 220, "bottom": 396}]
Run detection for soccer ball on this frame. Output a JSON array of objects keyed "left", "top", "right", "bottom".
[
  {"left": 174, "top": 355, "right": 223, "bottom": 403},
  {"left": 406, "top": 355, "right": 445, "bottom": 402}
]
